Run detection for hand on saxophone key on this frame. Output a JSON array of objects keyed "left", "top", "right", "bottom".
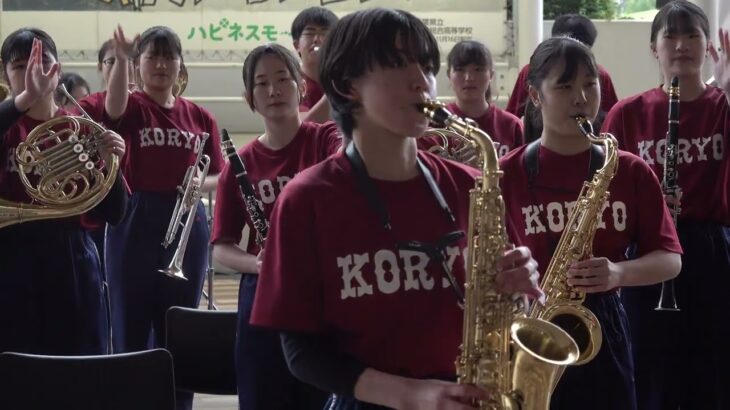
[
  {"left": 399, "top": 378, "right": 489, "bottom": 410},
  {"left": 495, "top": 246, "right": 545, "bottom": 302},
  {"left": 663, "top": 187, "right": 683, "bottom": 209},
  {"left": 567, "top": 257, "right": 624, "bottom": 293}
]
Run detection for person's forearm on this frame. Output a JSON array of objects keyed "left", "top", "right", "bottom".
[
  {"left": 105, "top": 56, "right": 131, "bottom": 120},
  {"left": 212, "top": 242, "right": 258, "bottom": 273},
  {"left": 617, "top": 250, "right": 681, "bottom": 287},
  {"left": 299, "top": 96, "right": 331, "bottom": 123},
  {"left": 353, "top": 368, "right": 413, "bottom": 409}
]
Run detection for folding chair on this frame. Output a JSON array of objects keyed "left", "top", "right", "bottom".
[
  {"left": 165, "top": 306, "right": 238, "bottom": 395},
  {"left": 0, "top": 348, "right": 175, "bottom": 410}
]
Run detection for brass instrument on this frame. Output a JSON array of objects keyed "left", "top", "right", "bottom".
[
  {"left": 0, "top": 84, "right": 120, "bottom": 228},
  {"left": 173, "top": 64, "right": 188, "bottom": 97},
  {"left": 159, "top": 132, "right": 211, "bottom": 280},
  {"left": 421, "top": 100, "right": 579, "bottom": 410},
  {"left": 528, "top": 117, "right": 618, "bottom": 368},
  {"left": 423, "top": 127, "right": 482, "bottom": 167},
  {"left": 0, "top": 82, "right": 10, "bottom": 101}
]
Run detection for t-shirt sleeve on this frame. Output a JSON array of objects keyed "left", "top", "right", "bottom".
[
  {"left": 601, "top": 104, "right": 630, "bottom": 152},
  {"left": 632, "top": 158, "right": 683, "bottom": 257},
  {"left": 250, "top": 182, "right": 324, "bottom": 332},
  {"left": 75, "top": 92, "right": 106, "bottom": 123},
  {"left": 600, "top": 72, "right": 619, "bottom": 113},
  {"left": 203, "top": 112, "right": 225, "bottom": 174},
  {"left": 506, "top": 65, "right": 529, "bottom": 117},
  {"left": 211, "top": 161, "right": 247, "bottom": 245},
  {"left": 320, "top": 121, "right": 343, "bottom": 157}
]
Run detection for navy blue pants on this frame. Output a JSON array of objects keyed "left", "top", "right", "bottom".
[
  {"left": 106, "top": 192, "right": 208, "bottom": 410},
  {"left": 622, "top": 221, "right": 730, "bottom": 410},
  {"left": 0, "top": 220, "right": 107, "bottom": 355},
  {"left": 236, "top": 273, "right": 328, "bottom": 410},
  {"left": 551, "top": 292, "right": 636, "bottom": 410}
]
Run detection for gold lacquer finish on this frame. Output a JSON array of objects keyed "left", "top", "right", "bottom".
[
  {"left": 528, "top": 117, "right": 619, "bottom": 369},
  {"left": 173, "top": 64, "right": 188, "bottom": 97},
  {"left": 423, "top": 127, "right": 482, "bottom": 168},
  {"left": 0, "top": 82, "right": 10, "bottom": 101},
  {"left": 420, "top": 100, "right": 579, "bottom": 410},
  {"left": 0, "top": 85, "right": 119, "bottom": 228}
]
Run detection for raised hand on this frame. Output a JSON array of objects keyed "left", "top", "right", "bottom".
[
  {"left": 16, "top": 38, "right": 59, "bottom": 111},
  {"left": 112, "top": 25, "right": 139, "bottom": 61},
  {"left": 709, "top": 28, "right": 730, "bottom": 95}
]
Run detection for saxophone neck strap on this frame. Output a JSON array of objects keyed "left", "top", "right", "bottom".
[
  {"left": 344, "top": 141, "right": 456, "bottom": 230},
  {"left": 525, "top": 140, "right": 605, "bottom": 189}
]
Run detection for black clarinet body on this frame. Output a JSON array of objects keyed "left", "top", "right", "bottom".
[
  {"left": 655, "top": 77, "right": 680, "bottom": 312},
  {"left": 220, "top": 129, "right": 269, "bottom": 245},
  {"left": 663, "top": 76, "right": 680, "bottom": 222}
]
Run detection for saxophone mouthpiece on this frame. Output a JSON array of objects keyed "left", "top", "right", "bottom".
[{"left": 574, "top": 116, "right": 594, "bottom": 137}]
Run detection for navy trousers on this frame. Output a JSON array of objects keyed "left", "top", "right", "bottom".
[
  {"left": 550, "top": 292, "right": 637, "bottom": 410},
  {"left": 106, "top": 192, "right": 208, "bottom": 410},
  {"left": 623, "top": 221, "right": 730, "bottom": 410},
  {"left": 236, "top": 273, "right": 329, "bottom": 410},
  {"left": 0, "top": 220, "right": 107, "bottom": 356}
]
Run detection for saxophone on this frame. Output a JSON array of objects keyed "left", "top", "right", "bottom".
[
  {"left": 420, "top": 100, "right": 579, "bottom": 410},
  {"left": 528, "top": 117, "right": 619, "bottom": 368}
]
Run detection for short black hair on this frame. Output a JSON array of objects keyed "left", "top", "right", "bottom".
[
  {"left": 651, "top": 0, "right": 709, "bottom": 45},
  {"left": 98, "top": 39, "right": 114, "bottom": 68},
  {"left": 552, "top": 14, "right": 598, "bottom": 47},
  {"left": 135, "top": 26, "right": 183, "bottom": 63},
  {"left": 242, "top": 43, "right": 302, "bottom": 111},
  {"left": 319, "top": 8, "right": 440, "bottom": 138},
  {"left": 291, "top": 7, "right": 339, "bottom": 41},
  {"left": 56, "top": 72, "right": 90, "bottom": 106},
  {"left": 447, "top": 40, "right": 495, "bottom": 101},
  {"left": 1, "top": 27, "right": 58, "bottom": 79}
]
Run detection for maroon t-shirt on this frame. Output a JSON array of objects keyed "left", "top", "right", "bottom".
[
  {"left": 602, "top": 85, "right": 730, "bottom": 225},
  {"left": 211, "top": 121, "right": 341, "bottom": 255},
  {"left": 299, "top": 73, "right": 323, "bottom": 112},
  {"left": 499, "top": 145, "right": 682, "bottom": 276},
  {"left": 251, "top": 150, "right": 480, "bottom": 377},
  {"left": 418, "top": 102, "right": 523, "bottom": 158},
  {"left": 108, "top": 91, "right": 225, "bottom": 193},
  {"left": 506, "top": 64, "right": 619, "bottom": 118}
]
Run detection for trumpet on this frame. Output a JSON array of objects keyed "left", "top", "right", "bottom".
[
  {"left": 0, "top": 84, "right": 119, "bottom": 228},
  {"left": 159, "top": 132, "right": 211, "bottom": 280}
]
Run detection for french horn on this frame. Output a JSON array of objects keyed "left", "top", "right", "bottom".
[{"left": 0, "top": 85, "right": 120, "bottom": 228}]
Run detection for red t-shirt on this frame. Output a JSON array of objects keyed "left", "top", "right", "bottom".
[
  {"left": 418, "top": 102, "right": 523, "bottom": 158},
  {"left": 77, "top": 91, "right": 106, "bottom": 124},
  {"left": 506, "top": 64, "right": 619, "bottom": 118},
  {"left": 299, "top": 74, "right": 323, "bottom": 112},
  {"left": 250, "top": 150, "right": 480, "bottom": 378},
  {"left": 602, "top": 86, "right": 730, "bottom": 225},
  {"left": 108, "top": 91, "right": 225, "bottom": 193},
  {"left": 211, "top": 121, "right": 341, "bottom": 255},
  {"left": 499, "top": 145, "right": 682, "bottom": 275}
]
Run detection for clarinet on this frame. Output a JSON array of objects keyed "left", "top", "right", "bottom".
[
  {"left": 655, "top": 76, "right": 680, "bottom": 312},
  {"left": 220, "top": 129, "right": 269, "bottom": 245}
]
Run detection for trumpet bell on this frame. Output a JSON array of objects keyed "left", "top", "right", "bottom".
[{"left": 158, "top": 266, "right": 188, "bottom": 281}]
